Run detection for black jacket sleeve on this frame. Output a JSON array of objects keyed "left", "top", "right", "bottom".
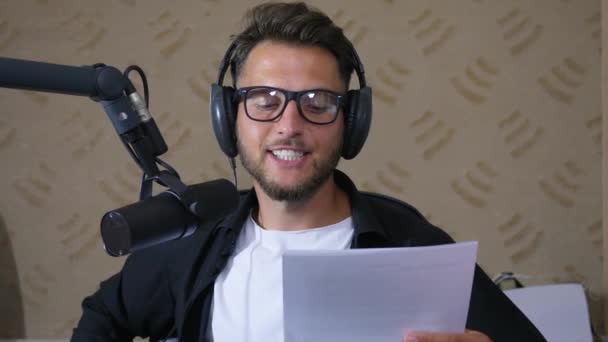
[
  {"left": 71, "top": 246, "right": 176, "bottom": 341},
  {"left": 421, "top": 222, "right": 546, "bottom": 341},
  {"left": 71, "top": 272, "right": 136, "bottom": 342},
  {"left": 366, "top": 194, "right": 547, "bottom": 341},
  {"left": 386, "top": 205, "right": 547, "bottom": 341},
  {"left": 467, "top": 266, "right": 547, "bottom": 341}
]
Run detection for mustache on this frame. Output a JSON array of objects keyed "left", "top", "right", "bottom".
[{"left": 265, "top": 137, "right": 308, "bottom": 150}]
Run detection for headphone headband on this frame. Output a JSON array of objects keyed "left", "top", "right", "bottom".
[
  {"left": 216, "top": 40, "right": 367, "bottom": 89},
  {"left": 216, "top": 41, "right": 238, "bottom": 85}
]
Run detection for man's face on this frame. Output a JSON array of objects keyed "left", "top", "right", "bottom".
[{"left": 235, "top": 40, "right": 345, "bottom": 202}]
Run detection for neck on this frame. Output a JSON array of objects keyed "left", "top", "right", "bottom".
[{"left": 254, "top": 173, "right": 351, "bottom": 231}]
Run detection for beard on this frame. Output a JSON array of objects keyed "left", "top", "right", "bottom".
[{"left": 237, "top": 135, "right": 342, "bottom": 202}]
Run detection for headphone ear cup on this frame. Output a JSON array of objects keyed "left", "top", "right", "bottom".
[
  {"left": 342, "top": 87, "right": 372, "bottom": 159},
  {"left": 342, "top": 89, "right": 358, "bottom": 158},
  {"left": 210, "top": 84, "right": 238, "bottom": 158}
]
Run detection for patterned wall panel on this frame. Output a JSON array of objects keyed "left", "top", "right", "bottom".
[{"left": 0, "top": 0, "right": 602, "bottom": 337}]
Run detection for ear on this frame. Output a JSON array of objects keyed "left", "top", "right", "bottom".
[{"left": 210, "top": 84, "right": 238, "bottom": 158}]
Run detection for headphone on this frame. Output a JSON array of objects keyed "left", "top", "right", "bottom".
[{"left": 209, "top": 40, "right": 372, "bottom": 160}]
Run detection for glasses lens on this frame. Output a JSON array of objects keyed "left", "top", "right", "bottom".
[
  {"left": 245, "top": 87, "right": 286, "bottom": 121},
  {"left": 299, "top": 90, "right": 339, "bottom": 123}
]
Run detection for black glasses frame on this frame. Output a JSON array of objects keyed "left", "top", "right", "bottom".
[{"left": 236, "top": 86, "right": 345, "bottom": 125}]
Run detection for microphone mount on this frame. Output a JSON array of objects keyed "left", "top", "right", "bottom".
[
  {"left": 0, "top": 57, "right": 241, "bottom": 257},
  {"left": 0, "top": 57, "right": 175, "bottom": 200}
]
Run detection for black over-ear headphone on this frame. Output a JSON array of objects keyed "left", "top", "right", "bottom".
[{"left": 209, "top": 41, "right": 372, "bottom": 160}]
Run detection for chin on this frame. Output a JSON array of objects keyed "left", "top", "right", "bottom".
[{"left": 258, "top": 174, "right": 330, "bottom": 202}]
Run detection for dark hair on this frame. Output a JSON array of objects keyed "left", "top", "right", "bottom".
[{"left": 230, "top": 2, "right": 356, "bottom": 88}]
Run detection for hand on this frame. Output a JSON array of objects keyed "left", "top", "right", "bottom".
[{"left": 403, "top": 329, "right": 491, "bottom": 342}]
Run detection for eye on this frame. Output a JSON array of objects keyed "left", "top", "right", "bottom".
[
  {"left": 301, "top": 91, "right": 337, "bottom": 114},
  {"left": 247, "top": 89, "right": 283, "bottom": 111}
]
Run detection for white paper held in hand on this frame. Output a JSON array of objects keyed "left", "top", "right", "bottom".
[{"left": 282, "top": 241, "right": 478, "bottom": 342}]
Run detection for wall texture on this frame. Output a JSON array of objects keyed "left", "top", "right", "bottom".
[{"left": 0, "top": 0, "right": 602, "bottom": 338}]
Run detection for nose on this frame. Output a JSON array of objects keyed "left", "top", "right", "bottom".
[{"left": 275, "top": 99, "right": 305, "bottom": 136}]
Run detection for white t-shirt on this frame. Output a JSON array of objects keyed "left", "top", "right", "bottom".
[{"left": 208, "top": 213, "right": 354, "bottom": 342}]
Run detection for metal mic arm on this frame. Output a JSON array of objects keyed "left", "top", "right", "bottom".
[
  {"left": 0, "top": 57, "right": 240, "bottom": 257},
  {"left": 0, "top": 57, "right": 126, "bottom": 100},
  {"left": 0, "top": 57, "right": 171, "bottom": 199}
]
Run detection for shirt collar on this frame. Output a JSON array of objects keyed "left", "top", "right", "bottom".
[{"left": 333, "top": 169, "right": 391, "bottom": 247}]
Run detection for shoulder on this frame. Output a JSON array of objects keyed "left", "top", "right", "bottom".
[
  {"left": 358, "top": 191, "right": 455, "bottom": 247},
  {"left": 361, "top": 191, "right": 426, "bottom": 221}
]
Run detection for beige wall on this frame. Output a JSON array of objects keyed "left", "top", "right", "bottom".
[
  {"left": 602, "top": 0, "right": 607, "bottom": 333},
  {"left": 0, "top": 0, "right": 603, "bottom": 337}
]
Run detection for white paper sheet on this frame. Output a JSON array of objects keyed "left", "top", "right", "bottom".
[
  {"left": 282, "top": 241, "right": 478, "bottom": 342},
  {"left": 505, "top": 284, "right": 593, "bottom": 342}
]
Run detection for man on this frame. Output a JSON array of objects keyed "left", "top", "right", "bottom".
[{"left": 72, "top": 2, "right": 545, "bottom": 341}]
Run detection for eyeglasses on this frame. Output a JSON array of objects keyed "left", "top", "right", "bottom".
[{"left": 236, "top": 86, "right": 345, "bottom": 125}]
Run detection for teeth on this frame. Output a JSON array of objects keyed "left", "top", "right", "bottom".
[{"left": 272, "top": 149, "right": 304, "bottom": 161}]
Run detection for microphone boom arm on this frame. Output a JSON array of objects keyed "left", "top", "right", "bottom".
[
  {"left": 0, "top": 56, "right": 239, "bottom": 256},
  {"left": 0, "top": 56, "right": 169, "bottom": 196},
  {"left": 0, "top": 57, "right": 126, "bottom": 100}
]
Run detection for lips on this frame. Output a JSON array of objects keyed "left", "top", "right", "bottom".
[
  {"left": 271, "top": 149, "right": 305, "bottom": 160},
  {"left": 266, "top": 145, "right": 310, "bottom": 168},
  {"left": 265, "top": 137, "right": 311, "bottom": 167}
]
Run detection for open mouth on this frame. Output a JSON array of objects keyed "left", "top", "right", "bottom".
[{"left": 269, "top": 149, "right": 308, "bottom": 161}]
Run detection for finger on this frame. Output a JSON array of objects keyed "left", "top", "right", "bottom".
[
  {"left": 403, "top": 331, "right": 458, "bottom": 342},
  {"left": 403, "top": 330, "right": 491, "bottom": 342}
]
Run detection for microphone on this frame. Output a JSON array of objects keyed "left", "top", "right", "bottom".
[{"left": 100, "top": 179, "right": 239, "bottom": 256}]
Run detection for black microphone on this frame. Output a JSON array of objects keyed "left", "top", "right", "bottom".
[{"left": 100, "top": 179, "right": 239, "bottom": 256}]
